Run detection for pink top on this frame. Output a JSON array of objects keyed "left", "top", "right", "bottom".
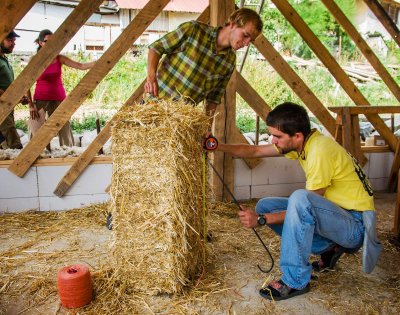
[{"left": 34, "top": 56, "right": 66, "bottom": 101}]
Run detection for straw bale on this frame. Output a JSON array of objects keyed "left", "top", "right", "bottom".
[{"left": 109, "top": 100, "right": 210, "bottom": 295}]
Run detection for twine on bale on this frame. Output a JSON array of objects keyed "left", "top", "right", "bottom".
[
  {"left": 109, "top": 99, "right": 211, "bottom": 295},
  {"left": 57, "top": 264, "right": 93, "bottom": 308}
]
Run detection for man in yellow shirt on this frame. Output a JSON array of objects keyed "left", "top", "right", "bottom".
[{"left": 215, "top": 102, "right": 381, "bottom": 301}]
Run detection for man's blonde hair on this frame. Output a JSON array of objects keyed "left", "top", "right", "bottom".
[{"left": 229, "top": 8, "right": 263, "bottom": 33}]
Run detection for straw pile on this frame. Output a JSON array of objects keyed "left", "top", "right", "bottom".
[{"left": 109, "top": 100, "right": 210, "bottom": 294}]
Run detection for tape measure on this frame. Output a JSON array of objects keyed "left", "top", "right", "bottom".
[{"left": 204, "top": 136, "right": 218, "bottom": 151}]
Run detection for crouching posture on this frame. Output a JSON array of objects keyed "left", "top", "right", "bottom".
[{"left": 216, "top": 102, "right": 381, "bottom": 301}]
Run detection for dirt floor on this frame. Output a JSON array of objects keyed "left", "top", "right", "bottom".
[{"left": 0, "top": 193, "right": 399, "bottom": 315}]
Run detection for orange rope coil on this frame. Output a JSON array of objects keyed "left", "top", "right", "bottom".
[{"left": 57, "top": 264, "right": 93, "bottom": 308}]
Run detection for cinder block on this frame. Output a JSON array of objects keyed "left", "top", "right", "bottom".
[
  {"left": 234, "top": 185, "right": 250, "bottom": 201},
  {"left": 37, "top": 164, "right": 112, "bottom": 197},
  {"left": 367, "top": 152, "right": 393, "bottom": 179},
  {"left": 252, "top": 183, "right": 305, "bottom": 199},
  {"left": 39, "top": 194, "right": 110, "bottom": 211},
  {"left": 234, "top": 159, "right": 251, "bottom": 186},
  {"left": 0, "top": 197, "right": 39, "bottom": 213},
  {"left": 0, "top": 167, "right": 38, "bottom": 198},
  {"left": 251, "top": 157, "right": 304, "bottom": 186}
]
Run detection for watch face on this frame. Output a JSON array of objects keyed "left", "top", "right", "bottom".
[{"left": 258, "top": 216, "right": 266, "bottom": 225}]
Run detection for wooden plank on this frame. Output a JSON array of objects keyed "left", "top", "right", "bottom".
[
  {"left": 0, "top": 156, "right": 112, "bottom": 168},
  {"left": 322, "top": 0, "right": 400, "bottom": 103},
  {"left": 235, "top": 71, "right": 271, "bottom": 119},
  {"left": 388, "top": 140, "right": 400, "bottom": 192},
  {"left": 53, "top": 7, "right": 211, "bottom": 197},
  {"left": 223, "top": 70, "right": 236, "bottom": 202},
  {"left": 329, "top": 105, "right": 400, "bottom": 115},
  {"left": 0, "top": 0, "right": 104, "bottom": 125},
  {"left": 270, "top": 0, "right": 397, "bottom": 152},
  {"left": 210, "top": 0, "right": 235, "bottom": 201},
  {"left": 8, "top": 0, "right": 171, "bottom": 177},
  {"left": 395, "top": 171, "right": 400, "bottom": 237},
  {"left": 53, "top": 81, "right": 145, "bottom": 197},
  {"left": 253, "top": 35, "right": 336, "bottom": 136},
  {"left": 363, "top": 0, "right": 400, "bottom": 48},
  {"left": 0, "top": 0, "right": 37, "bottom": 42},
  {"left": 351, "top": 112, "right": 368, "bottom": 165}
]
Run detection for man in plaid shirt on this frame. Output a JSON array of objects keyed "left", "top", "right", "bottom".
[{"left": 145, "top": 8, "right": 263, "bottom": 120}]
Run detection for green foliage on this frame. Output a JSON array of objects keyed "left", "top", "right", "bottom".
[
  {"left": 15, "top": 119, "right": 28, "bottom": 132},
  {"left": 70, "top": 114, "right": 110, "bottom": 134},
  {"left": 261, "top": 0, "right": 357, "bottom": 59}
]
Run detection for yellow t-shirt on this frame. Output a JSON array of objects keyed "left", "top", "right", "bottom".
[{"left": 285, "top": 130, "right": 374, "bottom": 211}]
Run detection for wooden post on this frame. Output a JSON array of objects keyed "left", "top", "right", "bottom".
[
  {"left": 395, "top": 170, "right": 400, "bottom": 237},
  {"left": 210, "top": 0, "right": 235, "bottom": 201},
  {"left": 8, "top": 0, "right": 171, "bottom": 177},
  {"left": 0, "top": 0, "right": 37, "bottom": 42}
]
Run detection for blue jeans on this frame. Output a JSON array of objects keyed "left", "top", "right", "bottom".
[{"left": 256, "top": 189, "right": 365, "bottom": 290}]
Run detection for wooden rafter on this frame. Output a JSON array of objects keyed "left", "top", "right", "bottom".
[
  {"left": 253, "top": 34, "right": 336, "bottom": 136},
  {"left": 0, "top": 0, "right": 104, "bottom": 125},
  {"left": 363, "top": 0, "right": 400, "bottom": 48},
  {"left": 322, "top": 0, "right": 400, "bottom": 103},
  {"left": 53, "top": 5, "right": 211, "bottom": 197},
  {"left": 0, "top": 0, "right": 37, "bottom": 42},
  {"left": 8, "top": 0, "right": 171, "bottom": 177},
  {"left": 270, "top": 0, "right": 397, "bottom": 152},
  {"left": 235, "top": 71, "right": 271, "bottom": 119}
]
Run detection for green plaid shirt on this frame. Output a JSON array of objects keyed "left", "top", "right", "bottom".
[{"left": 149, "top": 21, "right": 236, "bottom": 105}]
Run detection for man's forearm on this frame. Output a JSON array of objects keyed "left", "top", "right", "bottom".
[
  {"left": 264, "top": 211, "right": 286, "bottom": 225},
  {"left": 147, "top": 48, "right": 161, "bottom": 80}
]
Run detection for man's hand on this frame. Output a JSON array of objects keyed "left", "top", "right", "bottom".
[
  {"left": 238, "top": 205, "right": 258, "bottom": 228},
  {"left": 144, "top": 75, "right": 158, "bottom": 98}
]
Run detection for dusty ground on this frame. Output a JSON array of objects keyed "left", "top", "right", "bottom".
[{"left": 0, "top": 193, "right": 399, "bottom": 314}]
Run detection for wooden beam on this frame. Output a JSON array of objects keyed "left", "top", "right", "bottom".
[
  {"left": 53, "top": 6, "right": 211, "bottom": 197},
  {"left": 329, "top": 105, "right": 400, "bottom": 115},
  {"left": 235, "top": 71, "right": 271, "bottom": 119},
  {"left": 0, "top": 0, "right": 104, "bottom": 125},
  {"left": 322, "top": 0, "right": 400, "bottom": 103},
  {"left": 210, "top": 0, "right": 235, "bottom": 201},
  {"left": 270, "top": 0, "right": 397, "bottom": 152},
  {"left": 253, "top": 34, "right": 336, "bottom": 136},
  {"left": 0, "top": 0, "right": 37, "bottom": 42},
  {"left": 53, "top": 81, "right": 146, "bottom": 197},
  {"left": 8, "top": 0, "right": 171, "bottom": 177},
  {"left": 363, "top": 0, "right": 400, "bottom": 48},
  {"left": 395, "top": 171, "right": 400, "bottom": 237}
]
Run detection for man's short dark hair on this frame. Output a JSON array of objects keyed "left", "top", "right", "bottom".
[{"left": 266, "top": 102, "right": 311, "bottom": 137}]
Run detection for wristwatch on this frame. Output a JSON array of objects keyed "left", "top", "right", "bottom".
[{"left": 257, "top": 215, "right": 267, "bottom": 226}]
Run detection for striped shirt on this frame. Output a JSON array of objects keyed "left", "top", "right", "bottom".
[{"left": 149, "top": 21, "right": 236, "bottom": 105}]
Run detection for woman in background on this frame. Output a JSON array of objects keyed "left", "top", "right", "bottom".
[{"left": 29, "top": 29, "right": 95, "bottom": 148}]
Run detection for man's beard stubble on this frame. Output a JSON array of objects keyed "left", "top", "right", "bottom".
[{"left": 0, "top": 44, "right": 13, "bottom": 54}]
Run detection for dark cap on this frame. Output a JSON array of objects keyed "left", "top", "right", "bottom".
[{"left": 6, "top": 30, "right": 20, "bottom": 39}]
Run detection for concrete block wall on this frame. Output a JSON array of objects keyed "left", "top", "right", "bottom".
[
  {"left": 0, "top": 151, "right": 394, "bottom": 212},
  {"left": 0, "top": 164, "right": 112, "bottom": 212},
  {"left": 234, "top": 151, "right": 394, "bottom": 200}
]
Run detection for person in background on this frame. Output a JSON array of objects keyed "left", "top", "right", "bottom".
[
  {"left": 0, "top": 30, "right": 32, "bottom": 149},
  {"left": 29, "top": 29, "right": 95, "bottom": 149},
  {"left": 212, "top": 102, "right": 381, "bottom": 301},
  {"left": 144, "top": 8, "right": 263, "bottom": 121}
]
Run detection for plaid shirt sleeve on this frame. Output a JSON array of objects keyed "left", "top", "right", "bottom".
[
  {"left": 205, "top": 66, "right": 235, "bottom": 104},
  {"left": 149, "top": 21, "right": 194, "bottom": 56}
]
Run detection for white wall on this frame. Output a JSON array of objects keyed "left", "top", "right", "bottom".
[{"left": 0, "top": 152, "right": 394, "bottom": 212}]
